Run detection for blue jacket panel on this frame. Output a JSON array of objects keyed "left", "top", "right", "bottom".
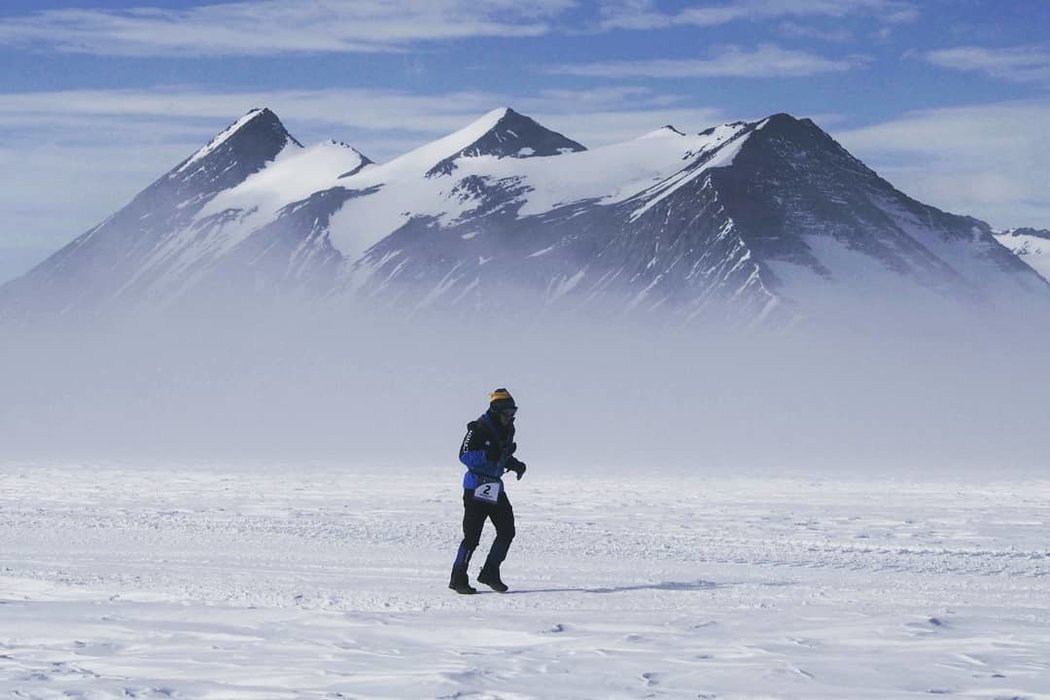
[{"left": 459, "top": 411, "right": 515, "bottom": 489}]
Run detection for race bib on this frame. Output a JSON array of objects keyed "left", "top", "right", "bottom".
[{"left": 473, "top": 480, "right": 501, "bottom": 503}]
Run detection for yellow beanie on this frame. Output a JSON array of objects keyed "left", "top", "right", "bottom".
[{"left": 489, "top": 388, "right": 516, "bottom": 407}]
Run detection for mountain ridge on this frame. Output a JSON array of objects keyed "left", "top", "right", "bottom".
[{"left": 2, "top": 107, "right": 1047, "bottom": 324}]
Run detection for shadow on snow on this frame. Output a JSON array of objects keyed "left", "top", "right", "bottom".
[{"left": 503, "top": 578, "right": 795, "bottom": 595}]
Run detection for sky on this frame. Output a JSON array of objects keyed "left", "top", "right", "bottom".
[{"left": 1, "top": 0, "right": 1048, "bottom": 284}]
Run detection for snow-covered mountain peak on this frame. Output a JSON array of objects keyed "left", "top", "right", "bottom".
[
  {"left": 310, "top": 139, "right": 373, "bottom": 177},
  {"left": 699, "top": 119, "right": 748, "bottom": 136},
  {"left": 324, "top": 138, "right": 362, "bottom": 151},
  {"left": 175, "top": 108, "right": 301, "bottom": 176},
  {"left": 638, "top": 125, "right": 687, "bottom": 139},
  {"left": 353, "top": 107, "right": 585, "bottom": 182},
  {"left": 148, "top": 106, "right": 307, "bottom": 204},
  {"left": 465, "top": 106, "right": 514, "bottom": 135},
  {"left": 424, "top": 106, "right": 586, "bottom": 176},
  {"left": 737, "top": 112, "right": 870, "bottom": 177},
  {"left": 748, "top": 113, "right": 843, "bottom": 152},
  {"left": 754, "top": 112, "right": 810, "bottom": 131}
]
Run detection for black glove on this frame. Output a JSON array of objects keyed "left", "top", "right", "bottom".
[
  {"left": 507, "top": 458, "right": 526, "bottom": 480},
  {"left": 507, "top": 441, "right": 517, "bottom": 455}
]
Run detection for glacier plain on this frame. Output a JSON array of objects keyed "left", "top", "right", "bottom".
[{"left": 2, "top": 462, "right": 1047, "bottom": 699}]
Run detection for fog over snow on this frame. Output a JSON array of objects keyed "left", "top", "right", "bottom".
[{"left": 3, "top": 304, "right": 1048, "bottom": 475}]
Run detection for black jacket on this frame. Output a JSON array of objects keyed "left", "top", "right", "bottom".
[{"left": 458, "top": 409, "right": 523, "bottom": 488}]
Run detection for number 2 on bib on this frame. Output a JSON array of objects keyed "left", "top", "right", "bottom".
[{"left": 474, "top": 481, "right": 501, "bottom": 503}]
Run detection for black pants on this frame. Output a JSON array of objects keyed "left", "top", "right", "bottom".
[{"left": 453, "top": 487, "right": 515, "bottom": 573}]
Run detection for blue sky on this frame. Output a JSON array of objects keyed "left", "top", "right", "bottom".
[{"left": 1, "top": 0, "right": 1048, "bottom": 283}]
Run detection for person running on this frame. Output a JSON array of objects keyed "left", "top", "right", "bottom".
[{"left": 449, "top": 388, "right": 527, "bottom": 594}]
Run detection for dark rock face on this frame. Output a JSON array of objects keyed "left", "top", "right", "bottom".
[
  {"left": 427, "top": 108, "right": 586, "bottom": 177},
  {"left": 167, "top": 108, "right": 302, "bottom": 195},
  {"left": 1001, "top": 227, "right": 1050, "bottom": 240},
  {"left": 714, "top": 115, "right": 1039, "bottom": 300}
]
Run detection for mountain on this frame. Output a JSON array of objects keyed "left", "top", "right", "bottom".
[
  {"left": 993, "top": 228, "right": 1050, "bottom": 283},
  {"left": 1, "top": 108, "right": 369, "bottom": 317},
  {"left": 2, "top": 107, "right": 1047, "bottom": 323},
  {"left": 345, "top": 112, "right": 1048, "bottom": 321},
  {"left": 2, "top": 109, "right": 300, "bottom": 315},
  {"left": 426, "top": 107, "right": 585, "bottom": 176}
]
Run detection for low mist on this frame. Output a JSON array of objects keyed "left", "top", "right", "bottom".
[{"left": 2, "top": 299, "right": 1047, "bottom": 480}]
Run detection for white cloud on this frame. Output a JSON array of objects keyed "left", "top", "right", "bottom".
[
  {"left": 0, "top": 0, "right": 921, "bottom": 55},
  {"left": 0, "top": 88, "right": 504, "bottom": 145},
  {"left": 597, "top": 0, "right": 917, "bottom": 31},
  {"left": 0, "top": 85, "right": 730, "bottom": 153},
  {"left": 598, "top": 2, "right": 743, "bottom": 30},
  {"left": 925, "top": 46, "right": 1050, "bottom": 85},
  {"left": 0, "top": 0, "right": 573, "bottom": 56},
  {"left": 550, "top": 45, "right": 857, "bottom": 78},
  {"left": 835, "top": 100, "right": 1050, "bottom": 229},
  {"left": 777, "top": 20, "right": 854, "bottom": 43}
]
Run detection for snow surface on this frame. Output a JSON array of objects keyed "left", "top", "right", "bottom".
[
  {"left": 628, "top": 124, "right": 750, "bottom": 221},
  {"left": 358, "top": 107, "right": 510, "bottom": 181},
  {"left": 198, "top": 140, "right": 369, "bottom": 249},
  {"left": 329, "top": 118, "right": 751, "bottom": 267},
  {"left": 994, "top": 230, "right": 1050, "bottom": 283},
  {"left": 2, "top": 462, "right": 1048, "bottom": 699},
  {"left": 324, "top": 109, "right": 524, "bottom": 264},
  {"left": 205, "top": 141, "right": 369, "bottom": 220}
]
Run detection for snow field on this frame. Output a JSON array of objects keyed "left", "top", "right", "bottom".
[{"left": 1, "top": 463, "right": 1048, "bottom": 699}]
